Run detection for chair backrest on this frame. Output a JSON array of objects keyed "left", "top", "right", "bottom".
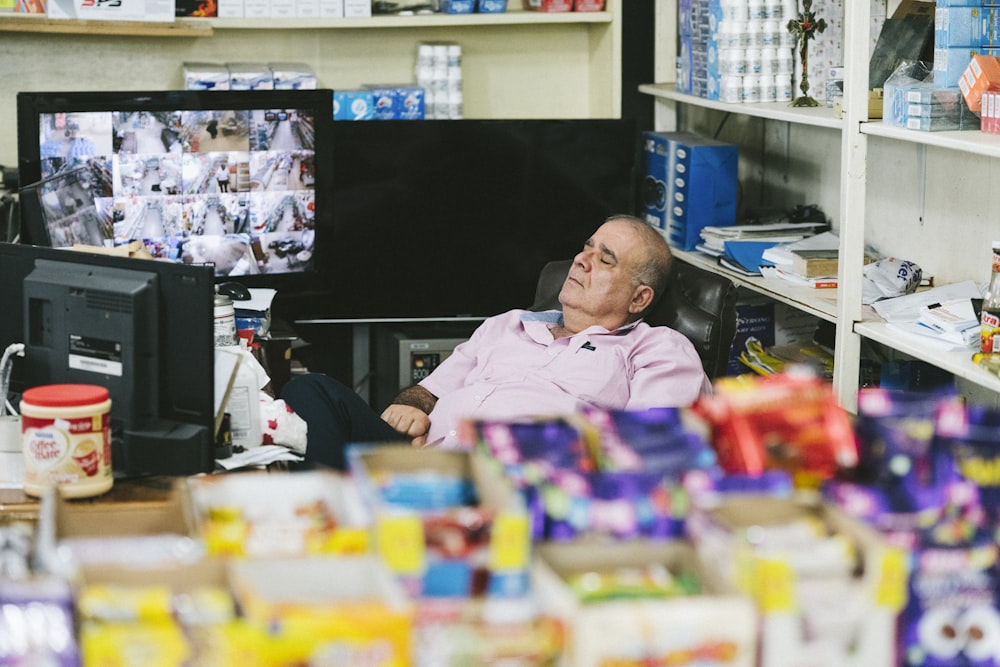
[{"left": 530, "top": 258, "right": 739, "bottom": 379}]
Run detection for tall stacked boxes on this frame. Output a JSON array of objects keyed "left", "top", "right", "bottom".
[
  {"left": 682, "top": 0, "right": 796, "bottom": 103},
  {"left": 641, "top": 131, "right": 738, "bottom": 252},
  {"left": 934, "top": 0, "right": 998, "bottom": 88}
]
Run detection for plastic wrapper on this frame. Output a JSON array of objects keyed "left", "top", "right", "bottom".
[{"left": 692, "top": 371, "right": 858, "bottom": 487}]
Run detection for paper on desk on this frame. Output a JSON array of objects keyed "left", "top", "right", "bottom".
[
  {"left": 242, "top": 288, "right": 278, "bottom": 314},
  {"left": 870, "top": 280, "right": 982, "bottom": 323},
  {"left": 216, "top": 445, "right": 303, "bottom": 471}
]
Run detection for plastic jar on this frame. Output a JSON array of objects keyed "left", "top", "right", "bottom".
[
  {"left": 21, "top": 384, "right": 112, "bottom": 498},
  {"left": 214, "top": 294, "right": 238, "bottom": 347}
]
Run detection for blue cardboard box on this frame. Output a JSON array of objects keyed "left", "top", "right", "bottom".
[
  {"left": 477, "top": 0, "right": 507, "bottom": 11},
  {"left": 333, "top": 90, "right": 374, "bottom": 120},
  {"left": 366, "top": 84, "right": 426, "bottom": 120},
  {"left": 640, "top": 131, "right": 738, "bottom": 251},
  {"left": 441, "top": 0, "right": 474, "bottom": 11}
]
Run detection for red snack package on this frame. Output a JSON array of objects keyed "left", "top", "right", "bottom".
[{"left": 692, "top": 371, "right": 858, "bottom": 488}]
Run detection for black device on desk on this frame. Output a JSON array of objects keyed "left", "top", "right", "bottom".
[{"left": 0, "top": 242, "right": 216, "bottom": 477}]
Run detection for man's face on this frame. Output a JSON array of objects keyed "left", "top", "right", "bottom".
[{"left": 558, "top": 219, "right": 646, "bottom": 329}]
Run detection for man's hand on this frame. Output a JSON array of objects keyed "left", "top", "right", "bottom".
[
  {"left": 382, "top": 384, "right": 438, "bottom": 448},
  {"left": 380, "top": 404, "right": 430, "bottom": 447}
]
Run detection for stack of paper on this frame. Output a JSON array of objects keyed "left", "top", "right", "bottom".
[
  {"left": 877, "top": 282, "right": 984, "bottom": 349},
  {"left": 697, "top": 221, "right": 829, "bottom": 255},
  {"left": 913, "top": 298, "right": 980, "bottom": 346}
]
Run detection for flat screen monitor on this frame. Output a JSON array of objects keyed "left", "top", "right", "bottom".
[
  {"left": 0, "top": 242, "right": 216, "bottom": 477},
  {"left": 288, "top": 117, "right": 639, "bottom": 322},
  {"left": 15, "top": 89, "right": 333, "bottom": 294}
]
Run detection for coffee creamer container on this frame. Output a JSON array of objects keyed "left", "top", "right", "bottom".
[{"left": 21, "top": 384, "right": 113, "bottom": 498}]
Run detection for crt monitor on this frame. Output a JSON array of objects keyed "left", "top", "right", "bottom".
[
  {"left": 0, "top": 242, "right": 216, "bottom": 477},
  {"left": 15, "top": 89, "right": 333, "bottom": 293}
]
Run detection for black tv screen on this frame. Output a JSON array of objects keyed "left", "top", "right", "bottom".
[
  {"left": 16, "top": 89, "right": 333, "bottom": 291},
  {"left": 297, "top": 118, "right": 639, "bottom": 322}
]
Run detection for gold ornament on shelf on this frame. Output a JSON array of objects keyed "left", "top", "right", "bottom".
[{"left": 786, "top": 0, "right": 827, "bottom": 107}]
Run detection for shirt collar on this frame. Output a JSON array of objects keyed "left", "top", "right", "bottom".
[{"left": 520, "top": 309, "right": 642, "bottom": 335}]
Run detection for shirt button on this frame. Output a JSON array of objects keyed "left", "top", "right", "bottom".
[
  {"left": 474, "top": 395, "right": 481, "bottom": 401},
  {"left": 548, "top": 348, "right": 558, "bottom": 356},
  {"left": 448, "top": 430, "right": 457, "bottom": 437}
]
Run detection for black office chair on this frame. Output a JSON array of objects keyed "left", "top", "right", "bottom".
[{"left": 530, "top": 258, "right": 739, "bottom": 379}]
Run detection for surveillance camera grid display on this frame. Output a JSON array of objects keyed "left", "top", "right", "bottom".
[{"left": 35, "top": 106, "right": 317, "bottom": 277}]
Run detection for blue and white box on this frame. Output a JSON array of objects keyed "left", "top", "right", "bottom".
[
  {"left": 183, "top": 62, "right": 230, "bottom": 90},
  {"left": 440, "top": 0, "right": 474, "bottom": 11},
  {"left": 641, "top": 131, "right": 738, "bottom": 251},
  {"left": 227, "top": 62, "right": 274, "bottom": 90},
  {"left": 934, "top": 46, "right": 982, "bottom": 87},
  {"left": 269, "top": 62, "right": 317, "bottom": 90},
  {"left": 935, "top": 6, "right": 985, "bottom": 48},
  {"left": 333, "top": 90, "right": 375, "bottom": 121},
  {"left": 366, "top": 84, "right": 425, "bottom": 120},
  {"left": 477, "top": 0, "right": 507, "bottom": 11}
]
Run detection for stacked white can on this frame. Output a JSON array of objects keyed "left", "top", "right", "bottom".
[
  {"left": 416, "top": 42, "right": 464, "bottom": 120},
  {"left": 716, "top": 0, "right": 795, "bottom": 104}
]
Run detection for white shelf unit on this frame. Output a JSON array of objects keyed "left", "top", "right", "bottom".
[
  {"left": 646, "top": 1, "right": 1000, "bottom": 412},
  {"left": 0, "top": 3, "right": 622, "bottom": 166}
]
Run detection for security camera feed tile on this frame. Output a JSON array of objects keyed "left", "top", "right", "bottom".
[{"left": 36, "top": 107, "right": 317, "bottom": 276}]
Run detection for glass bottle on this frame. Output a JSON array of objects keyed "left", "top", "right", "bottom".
[{"left": 980, "top": 241, "right": 1000, "bottom": 355}]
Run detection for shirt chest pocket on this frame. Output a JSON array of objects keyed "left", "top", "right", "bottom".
[{"left": 543, "top": 345, "right": 631, "bottom": 409}]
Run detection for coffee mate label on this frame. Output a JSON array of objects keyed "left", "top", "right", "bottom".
[{"left": 22, "top": 412, "right": 112, "bottom": 496}]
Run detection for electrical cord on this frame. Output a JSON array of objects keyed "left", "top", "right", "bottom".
[{"left": 0, "top": 343, "right": 25, "bottom": 417}]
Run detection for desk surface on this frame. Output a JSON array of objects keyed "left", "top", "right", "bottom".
[{"left": 0, "top": 476, "right": 178, "bottom": 522}]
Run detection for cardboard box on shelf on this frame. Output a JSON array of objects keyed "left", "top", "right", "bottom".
[
  {"left": 686, "top": 495, "right": 908, "bottom": 667},
  {"left": 531, "top": 538, "right": 758, "bottom": 667},
  {"left": 959, "top": 53, "right": 1000, "bottom": 113},
  {"left": 640, "top": 131, "right": 738, "bottom": 252},
  {"left": 348, "top": 446, "right": 531, "bottom": 599}
]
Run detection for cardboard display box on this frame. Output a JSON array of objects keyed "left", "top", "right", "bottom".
[
  {"left": 532, "top": 538, "right": 758, "bottom": 667},
  {"left": 228, "top": 555, "right": 412, "bottom": 666},
  {"left": 185, "top": 470, "right": 369, "bottom": 558},
  {"left": 349, "top": 446, "right": 531, "bottom": 598},
  {"left": 44, "top": 479, "right": 203, "bottom": 572},
  {"left": 686, "top": 495, "right": 908, "bottom": 667}
]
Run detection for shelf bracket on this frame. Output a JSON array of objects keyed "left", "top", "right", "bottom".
[{"left": 917, "top": 143, "right": 926, "bottom": 226}]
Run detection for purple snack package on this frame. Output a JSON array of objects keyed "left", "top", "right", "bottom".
[
  {"left": 0, "top": 577, "right": 80, "bottom": 666},
  {"left": 854, "top": 388, "right": 961, "bottom": 515}
]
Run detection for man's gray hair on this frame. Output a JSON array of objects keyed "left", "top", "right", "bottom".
[{"left": 604, "top": 214, "right": 673, "bottom": 309}]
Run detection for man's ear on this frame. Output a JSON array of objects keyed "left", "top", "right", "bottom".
[{"left": 629, "top": 284, "right": 655, "bottom": 314}]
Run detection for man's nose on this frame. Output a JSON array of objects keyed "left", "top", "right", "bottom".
[{"left": 574, "top": 250, "right": 592, "bottom": 270}]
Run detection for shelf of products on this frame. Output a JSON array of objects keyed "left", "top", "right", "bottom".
[
  {"left": 0, "top": 15, "right": 213, "bottom": 35},
  {"left": 639, "top": 82, "right": 842, "bottom": 129},
  {"left": 673, "top": 248, "right": 838, "bottom": 323},
  {"left": 0, "top": 2, "right": 622, "bottom": 169},
  {"left": 0, "top": 7, "right": 614, "bottom": 34},
  {"left": 646, "top": 2, "right": 1000, "bottom": 412}
]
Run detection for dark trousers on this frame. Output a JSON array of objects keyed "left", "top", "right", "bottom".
[{"left": 280, "top": 373, "right": 401, "bottom": 471}]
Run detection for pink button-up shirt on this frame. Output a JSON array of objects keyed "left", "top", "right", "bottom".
[{"left": 419, "top": 309, "right": 711, "bottom": 448}]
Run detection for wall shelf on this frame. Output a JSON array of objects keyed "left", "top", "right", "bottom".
[
  {"left": 0, "top": 15, "right": 213, "bottom": 36},
  {"left": 0, "top": 7, "right": 611, "bottom": 35},
  {"left": 639, "top": 82, "right": 843, "bottom": 129},
  {"left": 673, "top": 249, "right": 838, "bottom": 324}
]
